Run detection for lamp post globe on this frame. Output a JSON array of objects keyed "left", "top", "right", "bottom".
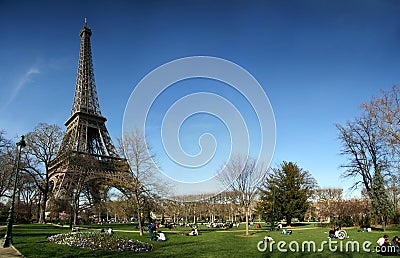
[{"left": 2, "top": 135, "right": 26, "bottom": 248}]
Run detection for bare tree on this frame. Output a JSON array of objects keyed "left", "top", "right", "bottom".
[
  {"left": 0, "top": 130, "right": 11, "bottom": 151},
  {"left": 362, "top": 86, "right": 400, "bottom": 214},
  {"left": 337, "top": 115, "right": 393, "bottom": 230},
  {"left": 337, "top": 116, "right": 387, "bottom": 192},
  {"left": 217, "top": 155, "right": 267, "bottom": 236},
  {"left": 314, "top": 188, "right": 343, "bottom": 222},
  {"left": 118, "top": 129, "right": 158, "bottom": 236},
  {"left": 0, "top": 131, "right": 14, "bottom": 199},
  {"left": 362, "top": 86, "right": 400, "bottom": 160},
  {"left": 105, "top": 195, "right": 136, "bottom": 222},
  {"left": 338, "top": 198, "right": 370, "bottom": 226},
  {"left": 18, "top": 172, "right": 38, "bottom": 222},
  {"left": 23, "top": 123, "right": 63, "bottom": 223}
]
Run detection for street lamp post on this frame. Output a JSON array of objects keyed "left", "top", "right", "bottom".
[{"left": 2, "top": 135, "right": 26, "bottom": 248}]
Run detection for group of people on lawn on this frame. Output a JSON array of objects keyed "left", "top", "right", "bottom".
[
  {"left": 148, "top": 223, "right": 167, "bottom": 241},
  {"left": 328, "top": 225, "right": 342, "bottom": 238},
  {"left": 377, "top": 234, "right": 400, "bottom": 256},
  {"left": 148, "top": 222, "right": 200, "bottom": 241}
]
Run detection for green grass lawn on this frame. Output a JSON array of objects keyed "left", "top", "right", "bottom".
[{"left": 3, "top": 223, "right": 397, "bottom": 257}]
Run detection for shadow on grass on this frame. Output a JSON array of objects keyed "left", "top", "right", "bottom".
[
  {"left": 289, "top": 222, "right": 311, "bottom": 227},
  {"left": 159, "top": 240, "right": 197, "bottom": 247},
  {"left": 235, "top": 232, "right": 259, "bottom": 237}
]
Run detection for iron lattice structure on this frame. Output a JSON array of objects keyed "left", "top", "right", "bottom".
[{"left": 48, "top": 21, "right": 131, "bottom": 200}]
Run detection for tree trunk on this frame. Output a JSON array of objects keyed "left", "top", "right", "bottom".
[
  {"left": 39, "top": 190, "right": 48, "bottom": 223},
  {"left": 28, "top": 200, "right": 33, "bottom": 223},
  {"left": 73, "top": 208, "right": 78, "bottom": 225},
  {"left": 286, "top": 216, "right": 292, "bottom": 227},
  {"left": 245, "top": 206, "right": 249, "bottom": 236},
  {"left": 36, "top": 191, "right": 41, "bottom": 222},
  {"left": 73, "top": 193, "right": 79, "bottom": 225},
  {"left": 137, "top": 209, "right": 143, "bottom": 236},
  {"left": 382, "top": 216, "right": 386, "bottom": 231}
]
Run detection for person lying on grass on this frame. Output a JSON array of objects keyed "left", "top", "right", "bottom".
[{"left": 281, "top": 229, "right": 292, "bottom": 235}]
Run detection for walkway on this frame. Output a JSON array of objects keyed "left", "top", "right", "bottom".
[
  {"left": 0, "top": 226, "right": 24, "bottom": 257},
  {"left": 0, "top": 246, "right": 24, "bottom": 257}
]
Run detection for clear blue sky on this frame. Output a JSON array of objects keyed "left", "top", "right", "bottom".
[{"left": 1, "top": 0, "right": 400, "bottom": 197}]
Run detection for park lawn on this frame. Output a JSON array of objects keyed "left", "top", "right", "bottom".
[{"left": 4, "top": 223, "right": 396, "bottom": 257}]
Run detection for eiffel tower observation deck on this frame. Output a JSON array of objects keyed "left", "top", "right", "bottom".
[{"left": 48, "top": 20, "right": 131, "bottom": 199}]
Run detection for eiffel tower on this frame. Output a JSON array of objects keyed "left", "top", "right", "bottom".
[{"left": 48, "top": 20, "right": 131, "bottom": 201}]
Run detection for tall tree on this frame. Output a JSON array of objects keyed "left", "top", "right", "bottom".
[
  {"left": 258, "top": 161, "right": 317, "bottom": 226},
  {"left": 118, "top": 129, "right": 158, "bottom": 236},
  {"left": 23, "top": 123, "right": 63, "bottom": 223},
  {"left": 362, "top": 86, "right": 400, "bottom": 216},
  {"left": 217, "top": 155, "right": 267, "bottom": 236},
  {"left": 337, "top": 115, "right": 393, "bottom": 229}
]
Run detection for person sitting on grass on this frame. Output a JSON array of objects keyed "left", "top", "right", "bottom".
[
  {"left": 392, "top": 236, "right": 400, "bottom": 254},
  {"left": 157, "top": 230, "right": 167, "bottom": 242},
  {"left": 187, "top": 228, "right": 198, "bottom": 236},
  {"left": 377, "top": 234, "right": 389, "bottom": 247},
  {"left": 375, "top": 234, "right": 397, "bottom": 256},
  {"left": 328, "top": 225, "right": 343, "bottom": 238},
  {"left": 379, "top": 236, "right": 396, "bottom": 256},
  {"left": 329, "top": 226, "right": 336, "bottom": 238},
  {"left": 264, "top": 236, "right": 274, "bottom": 243}
]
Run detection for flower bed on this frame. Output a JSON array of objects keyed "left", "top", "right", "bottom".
[{"left": 47, "top": 232, "right": 153, "bottom": 252}]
